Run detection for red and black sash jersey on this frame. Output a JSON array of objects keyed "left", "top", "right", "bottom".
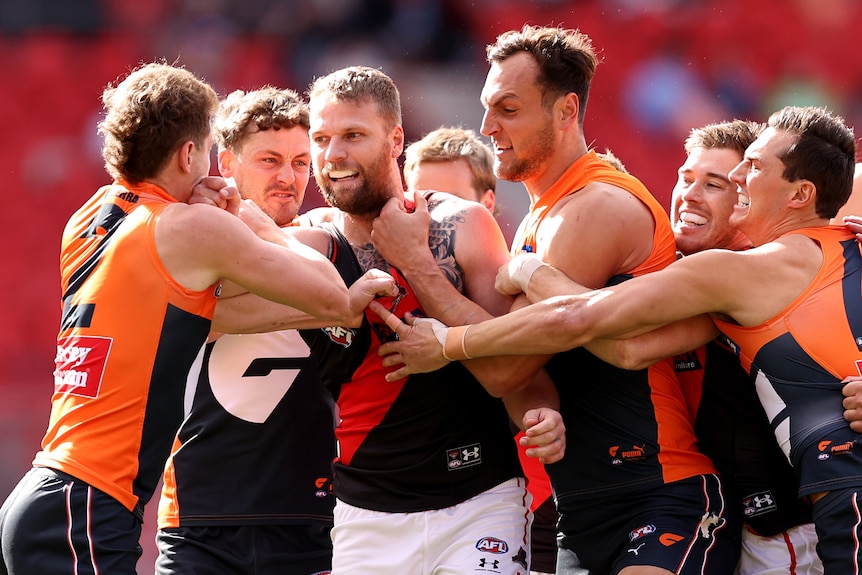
[
  {"left": 35, "top": 181, "right": 218, "bottom": 514},
  {"left": 158, "top": 330, "right": 336, "bottom": 528},
  {"left": 300, "top": 223, "right": 522, "bottom": 513},
  {"left": 714, "top": 226, "right": 862, "bottom": 497},
  {"left": 514, "top": 152, "right": 714, "bottom": 524},
  {"left": 674, "top": 341, "right": 812, "bottom": 536}
]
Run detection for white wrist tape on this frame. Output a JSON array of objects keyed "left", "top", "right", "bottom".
[
  {"left": 412, "top": 317, "right": 451, "bottom": 358},
  {"left": 508, "top": 253, "right": 546, "bottom": 292}
]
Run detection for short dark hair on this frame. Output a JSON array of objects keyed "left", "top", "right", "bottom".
[
  {"left": 214, "top": 87, "right": 309, "bottom": 152},
  {"left": 768, "top": 106, "right": 856, "bottom": 219},
  {"left": 99, "top": 62, "right": 218, "bottom": 183},
  {"left": 486, "top": 25, "right": 598, "bottom": 122},
  {"left": 308, "top": 66, "right": 401, "bottom": 128}
]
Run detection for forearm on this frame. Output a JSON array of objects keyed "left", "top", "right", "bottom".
[
  {"left": 524, "top": 263, "right": 593, "bottom": 303},
  {"left": 501, "top": 370, "right": 559, "bottom": 430},
  {"left": 213, "top": 293, "right": 345, "bottom": 334},
  {"left": 400, "top": 256, "right": 493, "bottom": 326}
]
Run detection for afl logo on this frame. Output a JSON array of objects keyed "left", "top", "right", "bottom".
[
  {"left": 629, "top": 524, "right": 656, "bottom": 541},
  {"left": 475, "top": 537, "right": 508, "bottom": 554}
]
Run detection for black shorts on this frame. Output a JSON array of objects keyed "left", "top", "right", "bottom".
[
  {"left": 557, "top": 474, "right": 739, "bottom": 575},
  {"left": 155, "top": 523, "right": 333, "bottom": 575},
  {"left": 0, "top": 467, "right": 142, "bottom": 575},
  {"left": 811, "top": 487, "right": 862, "bottom": 575}
]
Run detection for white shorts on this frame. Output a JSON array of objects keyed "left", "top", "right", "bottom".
[
  {"left": 331, "top": 478, "right": 532, "bottom": 575},
  {"left": 735, "top": 523, "right": 823, "bottom": 575}
]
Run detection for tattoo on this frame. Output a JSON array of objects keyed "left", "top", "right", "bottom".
[
  {"left": 352, "top": 242, "right": 389, "bottom": 274},
  {"left": 427, "top": 197, "right": 467, "bottom": 293}
]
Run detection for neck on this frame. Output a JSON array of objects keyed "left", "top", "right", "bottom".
[
  {"left": 341, "top": 211, "right": 377, "bottom": 246},
  {"left": 523, "top": 137, "right": 589, "bottom": 203},
  {"left": 748, "top": 215, "right": 831, "bottom": 247}
]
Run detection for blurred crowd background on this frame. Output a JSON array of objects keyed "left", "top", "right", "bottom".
[{"left": 1, "top": 0, "right": 859, "bottom": 569}]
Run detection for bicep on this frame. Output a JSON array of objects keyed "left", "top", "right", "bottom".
[{"left": 455, "top": 208, "right": 513, "bottom": 317}]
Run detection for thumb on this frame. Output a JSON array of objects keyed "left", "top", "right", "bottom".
[{"left": 414, "top": 190, "right": 429, "bottom": 215}]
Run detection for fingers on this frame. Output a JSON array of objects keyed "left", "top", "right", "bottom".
[
  {"left": 522, "top": 437, "right": 565, "bottom": 464},
  {"left": 368, "top": 301, "right": 404, "bottom": 334},
  {"left": 221, "top": 185, "right": 241, "bottom": 215}
]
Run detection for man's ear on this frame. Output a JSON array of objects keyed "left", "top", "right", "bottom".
[
  {"left": 558, "top": 92, "right": 579, "bottom": 130},
  {"left": 790, "top": 179, "right": 817, "bottom": 210},
  {"left": 480, "top": 189, "right": 496, "bottom": 213},
  {"left": 218, "top": 148, "right": 235, "bottom": 178},
  {"left": 391, "top": 124, "right": 405, "bottom": 158},
  {"left": 177, "top": 140, "right": 195, "bottom": 174}
]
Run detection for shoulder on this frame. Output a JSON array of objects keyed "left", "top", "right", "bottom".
[
  {"left": 559, "top": 180, "right": 649, "bottom": 214},
  {"left": 158, "top": 202, "right": 246, "bottom": 241},
  {"left": 287, "top": 225, "right": 333, "bottom": 256},
  {"left": 426, "top": 191, "right": 496, "bottom": 230}
]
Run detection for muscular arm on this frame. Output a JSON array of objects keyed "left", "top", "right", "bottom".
[
  {"left": 371, "top": 192, "right": 553, "bottom": 399},
  {"left": 212, "top": 225, "right": 397, "bottom": 333},
  {"left": 511, "top": 262, "right": 718, "bottom": 369}
]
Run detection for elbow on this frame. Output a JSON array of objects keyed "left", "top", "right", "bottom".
[
  {"left": 478, "top": 368, "right": 534, "bottom": 398},
  {"left": 613, "top": 347, "right": 651, "bottom": 371}
]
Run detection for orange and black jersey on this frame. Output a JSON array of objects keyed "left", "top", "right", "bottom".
[
  {"left": 515, "top": 152, "right": 715, "bottom": 521},
  {"left": 300, "top": 223, "right": 522, "bottom": 513},
  {"left": 674, "top": 341, "right": 812, "bottom": 536},
  {"left": 158, "top": 330, "right": 336, "bottom": 529},
  {"left": 35, "top": 181, "right": 218, "bottom": 514},
  {"left": 714, "top": 226, "right": 862, "bottom": 498}
]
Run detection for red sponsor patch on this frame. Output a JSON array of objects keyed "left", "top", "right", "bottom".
[{"left": 53, "top": 336, "right": 112, "bottom": 398}]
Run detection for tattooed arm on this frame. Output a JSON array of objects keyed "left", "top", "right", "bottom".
[{"left": 371, "top": 192, "right": 554, "bottom": 400}]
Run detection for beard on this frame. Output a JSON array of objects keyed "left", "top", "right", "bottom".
[
  {"left": 494, "top": 117, "right": 555, "bottom": 183},
  {"left": 314, "top": 154, "right": 393, "bottom": 217}
]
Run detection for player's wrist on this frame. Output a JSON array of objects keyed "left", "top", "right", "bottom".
[
  {"left": 508, "top": 253, "right": 546, "bottom": 292},
  {"left": 443, "top": 325, "right": 472, "bottom": 361}
]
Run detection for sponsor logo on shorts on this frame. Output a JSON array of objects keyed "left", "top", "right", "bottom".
[
  {"left": 817, "top": 439, "right": 857, "bottom": 460},
  {"left": 475, "top": 557, "right": 500, "bottom": 571},
  {"left": 448, "top": 443, "right": 482, "bottom": 470},
  {"left": 323, "top": 326, "right": 354, "bottom": 347},
  {"left": 742, "top": 490, "right": 776, "bottom": 517},
  {"left": 54, "top": 335, "right": 112, "bottom": 398},
  {"left": 476, "top": 537, "right": 508, "bottom": 553},
  {"left": 659, "top": 533, "right": 685, "bottom": 546},
  {"left": 629, "top": 524, "right": 655, "bottom": 541}
]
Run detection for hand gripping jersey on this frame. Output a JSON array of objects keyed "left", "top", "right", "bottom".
[
  {"left": 157, "top": 330, "right": 336, "bottom": 528},
  {"left": 674, "top": 340, "right": 812, "bottom": 536},
  {"left": 34, "top": 182, "right": 219, "bottom": 514},
  {"left": 713, "top": 226, "right": 862, "bottom": 498},
  {"left": 514, "top": 151, "right": 715, "bottom": 528},
  {"left": 300, "top": 223, "right": 522, "bottom": 513}
]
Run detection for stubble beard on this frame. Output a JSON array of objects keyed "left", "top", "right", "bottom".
[
  {"left": 316, "top": 164, "right": 391, "bottom": 217},
  {"left": 493, "top": 122, "right": 555, "bottom": 183}
]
